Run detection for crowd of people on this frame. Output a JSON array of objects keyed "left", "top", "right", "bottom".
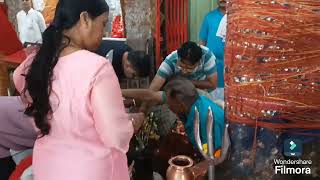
[{"left": 0, "top": 0, "right": 228, "bottom": 179}]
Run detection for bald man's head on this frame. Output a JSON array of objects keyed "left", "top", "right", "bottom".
[{"left": 164, "top": 77, "right": 199, "bottom": 116}]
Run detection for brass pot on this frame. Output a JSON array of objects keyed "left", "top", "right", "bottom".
[{"left": 166, "top": 155, "right": 194, "bottom": 180}]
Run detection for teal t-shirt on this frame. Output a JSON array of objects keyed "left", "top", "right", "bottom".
[
  {"left": 184, "top": 96, "right": 224, "bottom": 149},
  {"left": 199, "top": 9, "right": 225, "bottom": 88}
]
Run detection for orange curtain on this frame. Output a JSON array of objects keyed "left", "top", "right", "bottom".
[{"left": 42, "top": 0, "right": 57, "bottom": 25}]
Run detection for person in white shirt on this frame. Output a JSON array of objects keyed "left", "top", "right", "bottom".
[
  {"left": 216, "top": 14, "right": 227, "bottom": 42},
  {"left": 16, "top": 0, "right": 46, "bottom": 45}
]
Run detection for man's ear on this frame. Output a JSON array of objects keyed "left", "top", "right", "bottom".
[
  {"left": 181, "top": 101, "right": 189, "bottom": 113},
  {"left": 174, "top": 94, "right": 186, "bottom": 110}
]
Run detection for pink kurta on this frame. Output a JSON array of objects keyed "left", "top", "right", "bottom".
[{"left": 13, "top": 50, "right": 133, "bottom": 180}]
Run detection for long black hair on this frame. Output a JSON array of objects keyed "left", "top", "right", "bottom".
[
  {"left": 23, "top": 0, "right": 109, "bottom": 136},
  {"left": 127, "top": 51, "right": 151, "bottom": 77}
]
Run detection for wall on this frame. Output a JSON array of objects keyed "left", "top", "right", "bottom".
[
  {"left": 5, "top": 0, "right": 20, "bottom": 33},
  {"left": 122, "top": 0, "right": 153, "bottom": 51},
  {"left": 0, "top": 63, "right": 9, "bottom": 96},
  {"left": 189, "top": 0, "right": 217, "bottom": 42}
]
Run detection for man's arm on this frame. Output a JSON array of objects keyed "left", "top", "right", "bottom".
[
  {"left": 36, "top": 12, "right": 46, "bottom": 33},
  {"left": 139, "top": 74, "right": 166, "bottom": 113},
  {"left": 16, "top": 13, "right": 24, "bottom": 43},
  {"left": 32, "top": 0, "right": 45, "bottom": 12},
  {"left": 149, "top": 74, "right": 167, "bottom": 91},
  {"left": 150, "top": 51, "right": 178, "bottom": 91},
  {"left": 139, "top": 54, "right": 172, "bottom": 112},
  {"left": 191, "top": 74, "right": 217, "bottom": 90},
  {"left": 194, "top": 48, "right": 218, "bottom": 90},
  {"left": 122, "top": 89, "right": 164, "bottom": 104},
  {"left": 216, "top": 15, "right": 227, "bottom": 42}
]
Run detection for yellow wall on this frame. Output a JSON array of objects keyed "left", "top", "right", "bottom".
[{"left": 189, "top": 0, "right": 217, "bottom": 42}]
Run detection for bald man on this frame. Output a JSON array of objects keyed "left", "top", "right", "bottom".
[{"left": 122, "top": 77, "right": 225, "bottom": 156}]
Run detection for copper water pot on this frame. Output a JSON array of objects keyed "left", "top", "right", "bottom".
[{"left": 166, "top": 155, "right": 194, "bottom": 180}]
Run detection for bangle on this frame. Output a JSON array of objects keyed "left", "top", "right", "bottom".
[
  {"left": 131, "top": 117, "right": 135, "bottom": 127},
  {"left": 132, "top": 99, "right": 136, "bottom": 107}
]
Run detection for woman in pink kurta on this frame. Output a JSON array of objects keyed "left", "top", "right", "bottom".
[{"left": 13, "top": 0, "right": 133, "bottom": 179}]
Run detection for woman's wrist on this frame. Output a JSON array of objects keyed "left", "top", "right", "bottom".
[
  {"left": 130, "top": 117, "right": 135, "bottom": 125},
  {"left": 132, "top": 99, "right": 136, "bottom": 107}
]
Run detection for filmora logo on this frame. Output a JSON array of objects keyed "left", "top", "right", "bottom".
[
  {"left": 284, "top": 139, "right": 302, "bottom": 157},
  {"left": 274, "top": 159, "right": 312, "bottom": 175}
]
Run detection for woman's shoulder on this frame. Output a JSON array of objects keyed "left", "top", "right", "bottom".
[
  {"left": 65, "top": 50, "right": 109, "bottom": 67},
  {"left": 56, "top": 50, "right": 112, "bottom": 82},
  {"left": 71, "top": 50, "right": 115, "bottom": 76},
  {"left": 76, "top": 50, "right": 107, "bottom": 60}
]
